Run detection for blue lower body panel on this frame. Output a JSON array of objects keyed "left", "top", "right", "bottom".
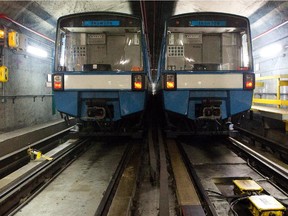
[
  {"left": 53, "top": 91, "right": 146, "bottom": 121},
  {"left": 163, "top": 90, "right": 253, "bottom": 120}
]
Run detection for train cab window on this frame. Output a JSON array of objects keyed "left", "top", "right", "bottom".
[
  {"left": 165, "top": 26, "right": 252, "bottom": 71},
  {"left": 55, "top": 15, "right": 144, "bottom": 72}
]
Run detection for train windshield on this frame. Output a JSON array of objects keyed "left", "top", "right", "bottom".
[
  {"left": 55, "top": 15, "right": 143, "bottom": 72},
  {"left": 165, "top": 15, "right": 252, "bottom": 71}
]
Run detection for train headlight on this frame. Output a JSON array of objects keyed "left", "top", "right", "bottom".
[
  {"left": 132, "top": 74, "right": 145, "bottom": 91},
  {"left": 164, "top": 73, "right": 176, "bottom": 90},
  {"left": 243, "top": 73, "right": 255, "bottom": 90},
  {"left": 52, "top": 74, "right": 64, "bottom": 91}
]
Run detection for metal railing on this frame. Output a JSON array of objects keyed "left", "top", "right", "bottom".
[{"left": 253, "top": 74, "right": 288, "bottom": 108}]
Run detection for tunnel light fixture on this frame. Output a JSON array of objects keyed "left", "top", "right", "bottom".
[
  {"left": 27, "top": 45, "right": 48, "bottom": 58},
  {"left": 260, "top": 44, "right": 283, "bottom": 58}
]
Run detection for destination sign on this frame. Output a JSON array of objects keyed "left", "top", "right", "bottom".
[
  {"left": 82, "top": 20, "right": 120, "bottom": 27},
  {"left": 189, "top": 20, "right": 227, "bottom": 27}
]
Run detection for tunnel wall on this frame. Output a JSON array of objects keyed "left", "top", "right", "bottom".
[
  {"left": 0, "top": 36, "right": 60, "bottom": 132},
  {"left": 250, "top": 1, "right": 288, "bottom": 103}
]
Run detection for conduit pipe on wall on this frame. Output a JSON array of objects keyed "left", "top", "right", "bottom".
[
  {"left": 0, "top": 14, "right": 55, "bottom": 43},
  {"left": 252, "top": 20, "right": 288, "bottom": 42}
]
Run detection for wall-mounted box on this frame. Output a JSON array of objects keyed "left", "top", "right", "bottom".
[
  {"left": 0, "top": 66, "right": 8, "bottom": 82},
  {"left": 8, "top": 31, "right": 19, "bottom": 48}
]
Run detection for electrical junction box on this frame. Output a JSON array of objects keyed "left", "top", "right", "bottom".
[
  {"left": 0, "top": 66, "right": 8, "bottom": 82},
  {"left": 8, "top": 31, "right": 19, "bottom": 48},
  {"left": 0, "top": 29, "right": 4, "bottom": 39},
  {"left": 248, "top": 195, "right": 286, "bottom": 216},
  {"left": 233, "top": 179, "right": 263, "bottom": 195}
]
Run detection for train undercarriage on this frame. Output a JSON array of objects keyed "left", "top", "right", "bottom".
[
  {"left": 164, "top": 111, "right": 237, "bottom": 137},
  {"left": 61, "top": 111, "right": 145, "bottom": 138}
]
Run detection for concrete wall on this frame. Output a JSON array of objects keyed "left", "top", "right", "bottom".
[
  {"left": 0, "top": 34, "right": 61, "bottom": 132},
  {"left": 254, "top": 50, "right": 288, "bottom": 100},
  {"left": 250, "top": 2, "right": 288, "bottom": 104}
]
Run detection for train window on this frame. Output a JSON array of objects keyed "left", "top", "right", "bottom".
[
  {"left": 165, "top": 25, "right": 252, "bottom": 72},
  {"left": 241, "top": 33, "right": 250, "bottom": 68},
  {"left": 55, "top": 16, "right": 143, "bottom": 72}
]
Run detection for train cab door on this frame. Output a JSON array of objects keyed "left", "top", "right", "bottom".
[{"left": 202, "top": 35, "right": 221, "bottom": 66}]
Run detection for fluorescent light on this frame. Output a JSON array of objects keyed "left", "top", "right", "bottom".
[
  {"left": 260, "top": 44, "right": 283, "bottom": 58},
  {"left": 27, "top": 45, "right": 48, "bottom": 58}
]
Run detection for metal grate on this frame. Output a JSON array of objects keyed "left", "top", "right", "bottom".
[
  {"left": 71, "top": 46, "right": 86, "bottom": 57},
  {"left": 168, "top": 46, "right": 184, "bottom": 57}
]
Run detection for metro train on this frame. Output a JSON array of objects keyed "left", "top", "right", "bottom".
[
  {"left": 157, "top": 12, "right": 255, "bottom": 134},
  {"left": 52, "top": 12, "right": 151, "bottom": 135}
]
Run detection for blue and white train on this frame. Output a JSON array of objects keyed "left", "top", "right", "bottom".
[
  {"left": 52, "top": 12, "right": 151, "bottom": 134},
  {"left": 157, "top": 12, "right": 255, "bottom": 134}
]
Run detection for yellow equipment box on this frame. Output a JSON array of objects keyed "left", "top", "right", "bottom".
[
  {"left": 8, "top": 31, "right": 19, "bottom": 48},
  {"left": 248, "top": 195, "right": 286, "bottom": 216},
  {"left": 0, "top": 66, "right": 8, "bottom": 82},
  {"left": 0, "top": 29, "right": 4, "bottom": 39},
  {"left": 233, "top": 179, "right": 263, "bottom": 195}
]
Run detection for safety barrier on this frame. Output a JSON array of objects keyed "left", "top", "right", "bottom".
[
  {"left": 252, "top": 74, "right": 288, "bottom": 131},
  {"left": 253, "top": 74, "right": 288, "bottom": 108}
]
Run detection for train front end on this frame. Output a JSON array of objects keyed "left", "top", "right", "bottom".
[
  {"left": 52, "top": 13, "right": 150, "bottom": 133},
  {"left": 159, "top": 13, "right": 255, "bottom": 134}
]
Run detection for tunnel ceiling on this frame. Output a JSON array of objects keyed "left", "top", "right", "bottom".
[
  {"left": 0, "top": 0, "right": 287, "bottom": 67},
  {"left": 174, "top": 0, "right": 266, "bottom": 16}
]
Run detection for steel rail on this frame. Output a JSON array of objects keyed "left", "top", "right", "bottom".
[
  {"left": 229, "top": 137, "right": 288, "bottom": 192},
  {"left": 0, "top": 126, "right": 74, "bottom": 178},
  {"left": 235, "top": 125, "right": 288, "bottom": 157},
  {"left": 94, "top": 142, "right": 133, "bottom": 216},
  {"left": 175, "top": 137, "right": 288, "bottom": 215},
  {"left": 167, "top": 139, "right": 206, "bottom": 216},
  {"left": 158, "top": 128, "right": 170, "bottom": 216},
  {"left": 0, "top": 138, "right": 90, "bottom": 216},
  {"left": 106, "top": 143, "right": 142, "bottom": 215},
  {"left": 177, "top": 142, "right": 219, "bottom": 216},
  {"left": 148, "top": 128, "right": 157, "bottom": 183}
]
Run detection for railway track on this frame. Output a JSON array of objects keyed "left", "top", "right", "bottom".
[
  {"left": 172, "top": 136, "right": 288, "bottom": 216},
  {"left": 0, "top": 137, "right": 92, "bottom": 216},
  {"left": 1, "top": 126, "right": 287, "bottom": 216},
  {"left": 95, "top": 141, "right": 142, "bottom": 216},
  {"left": 229, "top": 137, "right": 288, "bottom": 192},
  {"left": 0, "top": 126, "right": 74, "bottom": 178},
  {"left": 235, "top": 125, "right": 288, "bottom": 164},
  {"left": 1, "top": 134, "right": 141, "bottom": 216}
]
